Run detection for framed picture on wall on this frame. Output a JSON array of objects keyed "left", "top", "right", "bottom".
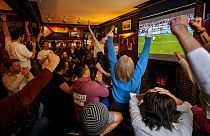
[{"left": 122, "top": 20, "right": 131, "bottom": 31}]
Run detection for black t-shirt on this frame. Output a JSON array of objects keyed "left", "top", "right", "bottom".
[
  {"left": 98, "top": 55, "right": 110, "bottom": 73},
  {"left": 26, "top": 41, "right": 40, "bottom": 60},
  {"left": 98, "top": 55, "right": 111, "bottom": 85},
  {"left": 40, "top": 72, "right": 74, "bottom": 134},
  {"left": 41, "top": 73, "right": 73, "bottom": 116}
]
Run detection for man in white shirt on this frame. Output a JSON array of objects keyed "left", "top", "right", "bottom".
[
  {"left": 1, "top": 15, "right": 36, "bottom": 70},
  {"left": 37, "top": 41, "right": 52, "bottom": 69},
  {"left": 88, "top": 20, "right": 107, "bottom": 59}
]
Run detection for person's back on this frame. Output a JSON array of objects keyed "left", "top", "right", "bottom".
[
  {"left": 10, "top": 41, "right": 33, "bottom": 69},
  {"left": 129, "top": 88, "right": 193, "bottom": 136},
  {"left": 107, "top": 27, "right": 152, "bottom": 105}
]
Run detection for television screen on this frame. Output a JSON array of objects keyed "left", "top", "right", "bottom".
[{"left": 138, "top": 8, "right": 194, "bottom": 56}]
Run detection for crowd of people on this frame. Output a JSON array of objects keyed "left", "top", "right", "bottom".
[{"left": 0, "top": 13, "right": 210, "bottom": 136}]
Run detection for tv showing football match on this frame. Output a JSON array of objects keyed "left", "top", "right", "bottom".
[{"left": 138, "top": 8, "right": 194, "bottom": 56}]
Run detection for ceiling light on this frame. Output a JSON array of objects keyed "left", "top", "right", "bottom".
[
  {"left": 63, "top": 16, "right": 67, "bottom": 23},
  {"left": 47, "top": 15, "right": 51, "bottom": 22},
  {"left": 77, "top": 18, "right": 80, "bottom": 24}
]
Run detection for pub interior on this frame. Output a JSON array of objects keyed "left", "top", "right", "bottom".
[{"left": 0, "top": 0, "right": 210, "bottom": 136}]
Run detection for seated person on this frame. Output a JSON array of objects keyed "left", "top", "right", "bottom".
[
  {"left": 0, "top": 52, "right": 60, "bottom": 126},
  {"left": 129, "top": 87, "right": 193, "bottom": 136},
  {"left": 2, "top": 59, "right": 34, "bottom": 96},
  {"left": 81, "top": 102, "right": 123, "bottom": 136},
  {"left": 73, "top": 63, "right": 122, "bottom": 136}
]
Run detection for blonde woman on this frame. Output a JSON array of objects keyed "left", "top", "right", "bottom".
[{"left": 107, "top": 26, "right": 152, "bottom": 115}]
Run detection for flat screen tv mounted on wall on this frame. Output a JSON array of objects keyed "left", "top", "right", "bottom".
[{"left": 138, "top": 8, "right": 195, "bottom": 61}]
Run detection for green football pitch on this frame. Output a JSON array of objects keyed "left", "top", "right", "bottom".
[{"left": 138, "top": 34, "right": 186, "bottom": 55}]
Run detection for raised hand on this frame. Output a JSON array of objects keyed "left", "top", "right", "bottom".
[
  {"left": 1, "top": 15, "right": 6, "bottom": 21},
  {"left": 21, "top": 67, "right": 30, "bottom": 78},
  {"left": 25, "top": 21, "right": 29, "bottom": 27},
  {"left": 105, "top": 72, "right": 111, "bottom": 78},
  {"left": 39, "top": 26, "right": 43, "bottom": 31},
  {"left": 111, "top": 25, "right": 115, "bottom": 31},
  {"left": 146, "top": 27, "right": 152, "bottom": 38},
  {"left": 88, "top": 20, "right": 91, "bottom": 28},
  {"left": 189, "top": 17, "right": 202, "bottom": 32},
  {"left": 153, "top": 87, "right": 183, "bottom": 105},
  {"left": 95, "top": 71, "right": 103, "bottom": 82},
  {"left": 170, "top": 15, "right": 189, "bottom": 35},
  {"left": 174, "top": 51, "right": 182, "bottom": 60},
  {"left": 45, "top": 52, "right": 60, "bottom": 72},
  {"left": 107, "top": 26, "right": 115, "bottom": 37}
]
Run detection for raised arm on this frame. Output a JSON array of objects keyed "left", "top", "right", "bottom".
[
  {"left": 88, "top": 20, "right": 97, "bottom": 42},
  {"left": 30, "top": 40, "right": 36, "bottom": 59},
  {"left": 107, "top": 26, "right": 117, "bottom": 74},
  {"left": 189, "top": 17, "right": 210, "bottom": 44},
  {"left": 154, "top": 87, "right": 183, "bottom": 105},
  {"left": 1, "top": 14, "right": 12, "bottom": 53},
  {"left": 174, "top": 51, "right": 196, "bottom": 84},
  {"left": 59, "top": 82, "right": 73, "bottom": 94},
  {"left": 129, "top": 92, "right": 147, "bottom": 129},
  {"left": 36, "top": 26, "right": 42, "bottom": 44},
  {"left": 171, "top": 15, "right": 210, "bottom": 103},
  {"left": 94, "top": 71, "right": 109, "bottom": 97},
  {"left": 132, "top": 33, "right": 151, "bottom": 82},
  {"left": 25, "top": 21, "right": 30, "bottom": 42},
  {"left": 1, "top": 15, "right": 10, "bottom": 38},
  {"left": 171, "top": 15, "right": 201, "bottom": 53},
  {"left": 95, "top": 62, "right": 111, "bottom": 78}
]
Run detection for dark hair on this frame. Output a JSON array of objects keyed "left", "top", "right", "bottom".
[
  {"left": 141, "top": 92, "right": 177, "bottom": 131},
  {"left": 97, "top": 51, "right": 103, "bottom": 61},
  {"left": 74, "top": 62, "right": 87, "bottom": 78},
  {"left": 53, "top": 60, "right": 67, "bottom": 73},
  {"left": 203, "top": 43, "right": 210, "bottom": 53},
  {"left": 4, "top": 59, "right": 19, "bottom": 69},
  {"left": 51, "top": 41, "right": 57, "bottom": 52},
  {"left": 40, "top": 40, "right": 49, "bottom": 48},
  {"left": 97, "top": 35, "right": 105, "bottom": 42},
  {"left": 10, "top": 28, "right": 24, "bottom": 40}
]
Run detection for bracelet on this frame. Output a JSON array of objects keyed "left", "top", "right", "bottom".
[
  {"left": 197, "top": 27, "right": 205, "bottom": 35},
  {"left": 2, "top": 21, "right": 7, "bottom": 23}
]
